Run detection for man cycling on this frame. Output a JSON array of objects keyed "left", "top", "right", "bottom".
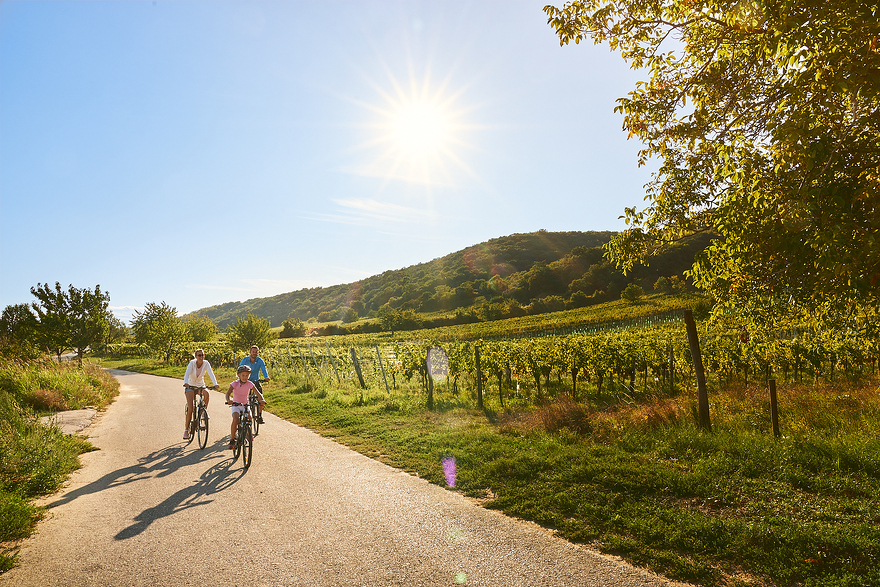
[
  {"left": 239, "top": 345, "right": 269, "bottom": 424},
  {"left": 183, "top": 349, "right": 219, "bottom": 440}
]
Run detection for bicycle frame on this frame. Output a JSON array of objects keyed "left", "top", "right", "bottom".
[{"left": 185, "top": 385, "right": 209, "bottom": 449}]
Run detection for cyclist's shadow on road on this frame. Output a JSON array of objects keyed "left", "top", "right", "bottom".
[
  {"left": 114, "top": 442, "right": 246, "bottom": 540},
  {"left": 44, "top": 439, "right": 248, "bottom": 540}
]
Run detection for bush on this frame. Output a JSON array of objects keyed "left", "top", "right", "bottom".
[
  {"left": 621, "top": 283, "right": 645, "bottom": 302},
  {"left": 280, "top": 318, "right": 307, "bottom": 339}
]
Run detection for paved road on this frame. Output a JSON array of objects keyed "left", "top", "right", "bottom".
[{"left": 3, "top": 370, "right": 686, "bottom": 587}]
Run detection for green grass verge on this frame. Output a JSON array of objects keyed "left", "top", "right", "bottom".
[
  {"left": 0, "top": 359, "right": 116, "bottom": 572},
  {"left": 259, "top": 375, "right": 880, "bottom": 587}
]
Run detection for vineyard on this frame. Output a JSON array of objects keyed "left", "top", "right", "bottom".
[{"left": 103, "top": 314, "right": 880, "bottom": 411}]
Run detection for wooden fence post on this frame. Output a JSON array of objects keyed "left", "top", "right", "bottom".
[
  {"left": 426, "top": 353, "right": 434, "bottom": 410},
  {"left": 327, "top": 342, "right": 341, "bottom": 384},
  {"left": 376, "top": 346, "right": 389, "bottom": 393},
  {"left": 684, "top": 309, "right": 711, "bottom": 431},
  {"left": 298, "top": 346, "right": 309, "bottom": 382},
  {"left": 308, "top": 344, "right": 322, "bottom": 380},
  {"left": 350, "top": 347, "right": 366, "bottom": 389},
  {"left": 769, "top": 379, "right": 780, "bottom": 438},
  {"left": 475, "top": 346, "right": 484, "bottom": 410}
]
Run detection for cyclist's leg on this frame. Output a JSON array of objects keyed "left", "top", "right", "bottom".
[
  {"left": 184, "top": 389, "right": 195, "bottom": 437},
  {"left": 253, "top": 380, "right": 264, "bottom": 421},
  {"left": 201, "top": 387, "right": 210, "bottom": 409},
  {"left": 230, "top": 411, "right": 240, "bottom": 448}
]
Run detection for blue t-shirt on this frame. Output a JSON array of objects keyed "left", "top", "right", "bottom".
[{"left": 239, "top": 355, "right": 268, "bottom": 380}]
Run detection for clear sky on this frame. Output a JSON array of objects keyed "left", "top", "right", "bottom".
[{"left": 0, "top": 0, "right": 652, "bottom": 324}]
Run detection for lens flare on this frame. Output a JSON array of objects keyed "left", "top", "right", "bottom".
[{"left": 442, "top": 456, "right": 457, "bottom": 487}]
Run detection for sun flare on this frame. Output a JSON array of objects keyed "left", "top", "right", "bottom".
[{"left": 347, "top": 65, "right": 480, "bottom": 188}]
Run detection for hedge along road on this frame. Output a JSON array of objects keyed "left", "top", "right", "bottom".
[{"left": 3, "top": 370, "right": 689, "bottom": 587}]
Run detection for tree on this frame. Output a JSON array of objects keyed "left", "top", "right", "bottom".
[
  {"left": 30, "top": 282, "right": 111, "bottom": 364},
  {"left": 339, "top": 307, "right": 359, "bottom": 324},
  {"left": 0, "top": 303, "right": 37, "bottom": 342},
  {"left": 29, "top": 282, "right": 72, "bottom": 359},
  {"left": 279, "top": 318, "right": 307, "bottom": 339},
  {"left": 131, "top": 302, "right": 187, "bottom": 362},
  {"left": 103, "top": 314, "right": 129, "bottom": 347},
  {"left": 621, "top": 283, "right": 645, "bottom": 303},
  {"left": 226, "top": 313, "right": 274, "bottom": 352},
  {"left": 378, "top": 304, "right": 402, "bottom": 334},
  {"left": 0, "top": 303, "right": 39, "bottom": 358},
  {"left": 546, "top": 1, "right": 880, "bottom": 326},
  {"left": 182, "top": 314, "right": 218, "bottom": 342},
  {"left": 65, "top": 284, "right": 111, "bottom": 366},
  {"left": 653, "top": 276, "right": 672, "bottom": 294}
]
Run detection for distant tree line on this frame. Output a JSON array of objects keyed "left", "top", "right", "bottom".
[{"left": 191, "top": 230, "right": 710, "bottom": 331}]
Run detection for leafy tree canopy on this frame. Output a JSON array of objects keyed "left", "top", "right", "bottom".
[
  {"left": 182, "top": 314, "right": 218, "bottom": 342},
  {"left": 546, "top": 0, "right": 880, "bottom": 326},
  {"left": 0, "top": 303, "right": 39, "bottom": 358},
  {"left": 131, "top": 302, "right": 187, "bottom": 362},
  {"left": 226, "top": 312, "right": 275, "bottom": 352},
  {"left": 30, "top": 282, "right": 111, "bottom": 364}
]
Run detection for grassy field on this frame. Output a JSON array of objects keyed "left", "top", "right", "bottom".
[{"left": 93, "top": 355, "right": 880, "bottom": 587}]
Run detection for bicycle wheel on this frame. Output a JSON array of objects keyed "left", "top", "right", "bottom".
[
  {"left": 197, "top": 406, "right": 209, "bottom": 449},
  {"left": 250, "top": 400, "right": 260, "bottom": 436},
  {"left": 232, "top": 423, "right": 243, "bottom": 461},
  {"left": 185, "top": 405, "right": 196, "bottom": 445},
  {"left": 241, "top": 427, "right": 253, "bottom": 469}
]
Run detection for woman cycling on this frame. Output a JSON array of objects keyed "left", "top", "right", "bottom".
[{"left": 182, "top": 349, "right": 219, "bottom": 440}]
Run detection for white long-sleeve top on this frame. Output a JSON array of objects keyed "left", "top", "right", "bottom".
[{"left": 183, "top": 359, "right": 218, "bottom": 387}]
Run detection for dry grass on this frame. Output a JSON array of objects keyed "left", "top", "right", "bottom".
[{"left": 499, "top": 375, "right": 880, "bottom": 442}]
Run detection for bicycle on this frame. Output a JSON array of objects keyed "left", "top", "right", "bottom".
[
  {"left": 248, "top": 378, "right": 268, "bottom": 436},
  {"left": 184, "top": 385, "right": 210, "bottom": 450},
  {"left": 228, "top": 401, "right": 253, "bottom": 468}
]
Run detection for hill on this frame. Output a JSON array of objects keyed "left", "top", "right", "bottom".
[{"left": 190, "top": 229, "right": 713, "bottom": 330}]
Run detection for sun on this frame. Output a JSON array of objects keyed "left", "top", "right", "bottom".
[
  {"left": 347, "top": 66, "right": 479, "bottom": 188},
  {"left": 389, "top": 101, "right": 450, "bottom": 159}
]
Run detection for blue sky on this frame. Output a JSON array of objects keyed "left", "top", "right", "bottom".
[{"left": 0, "top": 0, "right": 652, "bottom": 324}]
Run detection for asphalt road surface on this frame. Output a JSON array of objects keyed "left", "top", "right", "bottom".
[{"left": 3, "top": 370, "right": 687, "bottom": 587}]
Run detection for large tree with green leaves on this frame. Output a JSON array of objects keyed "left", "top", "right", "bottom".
[
  {"left": 0, "top": 303, "right": 39, "bottom": 358},
  {"left": 30, "top": 282, "right": 111, "bottom": 364},
  {"left": 131, "top": 302, "right": 187, "bottom": 362},
  {"left": 182, "top": 314, "right": 218, "bottom": 342},
  {"left": 226, "top": 312, "right": 275, "bottom": 352},
  {"left": 545, "top": 0, "right": 880, "bottom": 326},
  {"left": 65, "top": 284, "right": 111, "bottom": 366}
]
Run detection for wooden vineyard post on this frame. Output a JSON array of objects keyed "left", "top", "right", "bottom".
[
  {"left": 376, "top": 346, "right": 389, "bottom": 393},
  {"left": 327, "top": 341, "right": 341, "bottom": 384},
  {"left": 684, "top": 309, "right": 711, "bottom": 431},
  {"left": 426, "top": 353, "right": 434, "bottom": 410},
  {"left": 298, "top": 346, "right": 310, "bottom": 382},
  {"left": 475, "top": 346, "right": 484, "bottom": 410},
  {"left": 308, "top": 344, "right": 322, "bottom": 380},
  {"left": 286, "top": 345, "right": 297, "bottom": 375},
  {"left": 350, "top": 347, "right": 366, "bottom": 389},
  {"left": 769, "top": 379, "right": 780, "bottom": 438}
]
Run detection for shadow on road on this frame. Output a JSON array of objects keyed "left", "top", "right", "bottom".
[
  {"left": 46, "top": 439, "right": 245, "bottom": 525},
  {"left": 114, "top": 450, "right": 247, "bottom": 540}
]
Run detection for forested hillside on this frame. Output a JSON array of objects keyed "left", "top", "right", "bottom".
[{"left": 191, "top": 230, "right": 713, "bottom": 329}]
